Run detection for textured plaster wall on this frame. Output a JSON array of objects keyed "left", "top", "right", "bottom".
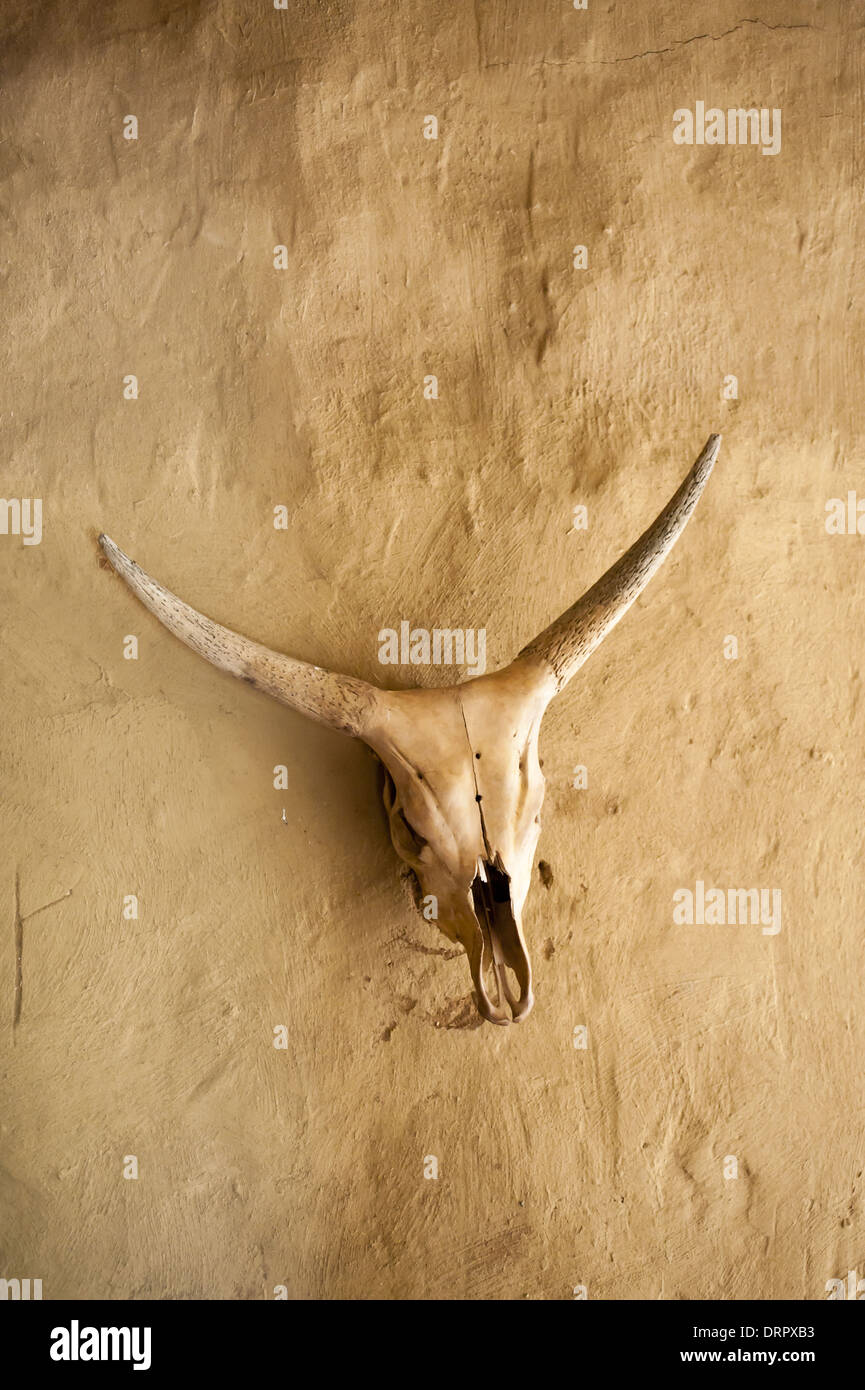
[{"left": 1, "top": 0, "right": 864, "bottom": 1299}]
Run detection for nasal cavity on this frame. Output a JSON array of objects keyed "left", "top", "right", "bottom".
[{"left": 474, "top": 859, "right": 511, "bottom": 905}]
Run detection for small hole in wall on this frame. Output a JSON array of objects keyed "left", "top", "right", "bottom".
[
  {"left": 475, "top": 794, "right": 482, "bottom": 803},
  {"left": 417, "top": 772, "right": 423, "bottom": 779},
  {"left": 475, "top": 752, "right": 481, "bottom": 759}
]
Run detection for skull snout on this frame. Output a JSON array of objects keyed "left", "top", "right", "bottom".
[{"left": 469, "top": 859, "right": 534, "bottom": 1026}]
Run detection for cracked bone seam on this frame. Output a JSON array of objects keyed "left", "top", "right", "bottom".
[{"left": 98, "top": 433, "right": 719, "bottom": 1026}]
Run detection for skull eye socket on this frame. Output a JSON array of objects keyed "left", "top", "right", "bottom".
[
  {"left": 381, "top": 768, "right": 428, "bottom": 862},
  {"left": 391, "top": 805, "right": 427, "bottom": 859}
]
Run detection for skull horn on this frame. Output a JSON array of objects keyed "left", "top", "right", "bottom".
[
  {"left": 516, "top": 433, "right": 720, "bottom": 692},
  {"left": 98, "top": 534, "right": 379, "bottom": 738}
]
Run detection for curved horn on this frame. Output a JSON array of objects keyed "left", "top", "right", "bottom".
[
  {"left": 98, "top": 535, "right": 379, "bottom": 737},
  {"left": 516, "top": 433, "right": 720, "bottom": 692}
]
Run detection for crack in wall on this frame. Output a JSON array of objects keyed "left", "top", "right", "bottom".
[
  {"left": 13, "top": 872, "right": 22, "bottom": 1030},
  {"left": 483, "top": 19, "right": 820, "bottom": 71},
  {"left": 12, "top": 875, "right": 73, "bottom": 1033},
  {"left": 595, "top": 19, "right": 820, "bottom": 65}
]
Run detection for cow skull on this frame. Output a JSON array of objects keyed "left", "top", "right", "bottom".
[{"left": 99, "top": 433, "right": 719, "bottom": 1025}]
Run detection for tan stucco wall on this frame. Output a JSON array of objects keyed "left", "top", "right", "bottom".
[{"left": 1, "top": 0, "right": 862, "bottom": 1299}]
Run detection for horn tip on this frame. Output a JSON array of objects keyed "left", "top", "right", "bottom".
[
  {"left": 98, "top": 533, "right": 122, "bottom": 561},
  {"left": 704, "top": 432, "right": 722, "bottom": 458},
  {"left": 98, "top": 533, "right": 130, "bottom": 577},
  {"left": 695, "top": 433, "right": 722, "bottom": 482}
]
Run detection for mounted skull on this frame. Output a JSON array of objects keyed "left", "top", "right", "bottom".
[{"left": 99, "top": 433, "right": 719, "bottom": 1025}]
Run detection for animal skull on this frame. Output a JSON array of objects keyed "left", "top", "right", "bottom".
[{"left": 99, "top": 433, "right": 719, "bottom": 1025}]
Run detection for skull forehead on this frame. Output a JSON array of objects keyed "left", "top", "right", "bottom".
[
  {"left": 458, "top": 666, "right": 549, "bottom": 860},
  {"left": 369, "top": 666, "right": 551, "bottom": 885}
]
